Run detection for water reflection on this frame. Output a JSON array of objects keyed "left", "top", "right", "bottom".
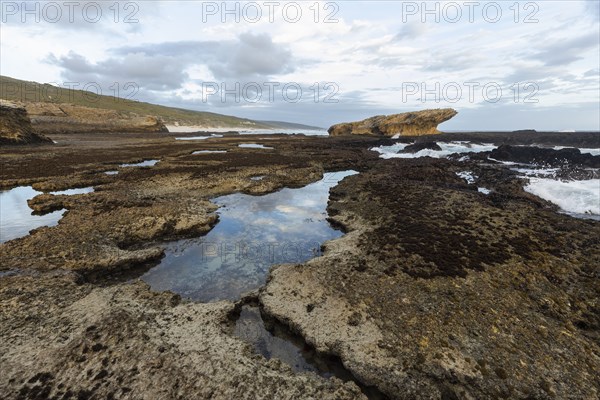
[
  {"left": 234, "top": 305, "right": 354, "bottom": 377},
  {"left": 0, "top": 187, "right": 65, "bottom": 243},
  {"left": 141, "top": 171, "right": 357, "bottom": 302},
  {"left": 50, "top": 187, "right": 94, "bottom": 196},
  {"left": 239, "top": 144, "right": 273, "bottom": 149},
  {"left": 120, "top": 159, "right": 159, "bottom": 167}
]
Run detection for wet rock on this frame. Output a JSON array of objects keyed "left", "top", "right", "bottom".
[
  {"left": 489, "top": 145, "right": 600, "bottom": 168},
  {"left": 27, "top": 193, "right": 66, "bottom": 214},
  {"left": 328, "top": 109, "right": 457, "bottom": 137},
  {"left": 400, "top": 141, "right": 442, "bottom": 153},
  {"left": 261, "top": 158, "right": 600, "bottom": 399},
  {"left": 3, "top": 130, "right": 598, "bottom": 399}
]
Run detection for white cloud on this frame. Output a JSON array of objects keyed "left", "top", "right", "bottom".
[{"left": 1, "top": 0, "right": 598, "bottom": 130}]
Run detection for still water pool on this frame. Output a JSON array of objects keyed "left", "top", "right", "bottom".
[
  {"left": 0, "top": 186, "right": 65, "bottom": 243},
  {"left": 141, "top": 171, "right": 357, "bottom": 302}
]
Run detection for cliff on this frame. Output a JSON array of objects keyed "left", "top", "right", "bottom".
[
  {"left": 328, "top": 108, "right": 457, "bottom": 137},
  {"left": 0, "top": 100, "right": 53, "bottom": 145},
  {"left": 22, "top": 102, "right": 168, "bottom": 134}
]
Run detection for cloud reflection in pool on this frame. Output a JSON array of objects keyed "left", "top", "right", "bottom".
[{"left": 141, "top": 170, "right": 358, "bottom": 302}]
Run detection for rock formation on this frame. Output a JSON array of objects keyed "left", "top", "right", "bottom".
[
  {"left": 23, "top": 102, "right": 168, "bottom": 134},
  {"left": 328, "top": 108, "right": 457, "bottom": 137},
  {"left": 490, "top": 144, "right": 600, "bottom": 168},
  {"left": 401, "top": 141, "right": 442, "bottom": 153},
  {"left": 0, "top": 100, "right": 53, "bottom": 145}
]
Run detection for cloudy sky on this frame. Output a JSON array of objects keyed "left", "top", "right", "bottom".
[{"left": 1, "top": 0, "right": 599, "bottom": 130}]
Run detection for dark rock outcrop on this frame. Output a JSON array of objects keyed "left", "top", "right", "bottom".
[
  {"left": 490, "top": 144, "right": 600, "bottom": 168},
  {"left": 401, "top": 141, "right": 442, "bottom": 153},
  {"left": 328, "top": 108, "right": 457, "bottom": 137},
  {"left": 0, "top": 100, "right": 53, "bottom": 145}
]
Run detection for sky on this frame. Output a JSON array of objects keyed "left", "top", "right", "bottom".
[{"left": 1, "top": 0, "right": 599, "bottom": 130}]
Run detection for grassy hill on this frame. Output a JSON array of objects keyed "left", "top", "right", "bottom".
[{"left": 0, "top": 76, "right": 279, "bottom": 129}]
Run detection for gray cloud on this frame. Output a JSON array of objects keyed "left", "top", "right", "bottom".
[
  {"left": 46, "top": 32, "right": 295, "bottom": 95},
  {"left": 393, "top": 22, "right": 428, "bottom": 41},
  {"left": 111, "top": 33, "right": 294, "bottom": 81},
  {"left": 533, "top": 32, "right": 599, "bottom": 66},
  {"left": 46, "top": 52, "right": 188, "bottom": 91},
  {"left": 502, "top": 65, "right": 561, "bottom": 85}
]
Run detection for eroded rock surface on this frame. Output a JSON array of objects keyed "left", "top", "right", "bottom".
[
  {"left": 1, "top": 132, "right": 599, "bottom": 399},
  {"left": 0, "top": 100, "right": 53, "bottom": 145},
  {"left": 401, "top": 141, "right": 442, "bottom": 153},
  {"left": 0, "top": 133, "right": 384, "bottom": 400},
  {"left": 328, "top": 109, "right": 457, "bottom": 137},
  {"left": 261, "top": 158, "right": 600, "bottom": 399},
  {"left": 0, "top": 274, "right": 364, "bottom": 399},
  {"left": 24, "top": 102, "right": 168, "bottom": 134}
]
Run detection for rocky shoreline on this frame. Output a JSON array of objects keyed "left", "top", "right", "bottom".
[
  {"left": 1, "top": 132, "right": 599, "bottom": 399},
  {"left": 261, "top": 157, "right": 600, "bottom": 399}
]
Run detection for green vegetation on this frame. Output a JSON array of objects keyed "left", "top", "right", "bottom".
[{"left": 0, "top": 75, "right": 273, "bottom": 128}]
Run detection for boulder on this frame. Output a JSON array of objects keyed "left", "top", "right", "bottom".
[
  {"left": 0, "top": 100, "right": 53, "bottom": 145},
  {"left": 401, "top": 141, "right": 442, "bottom": 153},
  {"left": 328, "top": 108, "right": 457, "bottom": 137},
  {"left": 490, "top": 144, "right": 600, "bottom": 168}
]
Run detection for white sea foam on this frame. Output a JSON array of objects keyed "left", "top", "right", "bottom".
[
  {"left": 510, "top": 167, "right": 559, "bottom": 177},
  {"left": 176, "top": 134, "right": 223, "bottom": 140},
  {"left": 167, "top": 126, "right": 239, "bottom": 133},
  {"left": 372, "top": 141, "right": 496, "bottom": 159},
  {"left": 239, "top": 129, "right": 327, "bottom": 136},
  {"left": 487, "top": 157, "right": 521, "bottom": 166},
  {"left": 524, "top": 178, "right": 600, "bottom": 216},
  {"left": 167, "top": 125, "right": 328, "bottom": 136},
  {"left": 456, "top": 171, "right": 476, "bottom": 184}
]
